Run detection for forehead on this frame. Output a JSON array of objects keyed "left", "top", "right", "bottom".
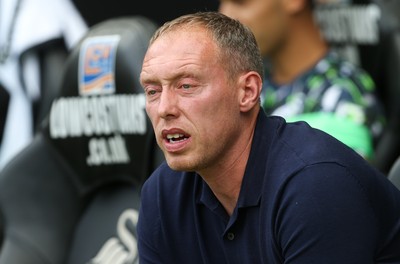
[
  {"left": 141, "top": 27, "right": 219, "bottom": 79},
  {"left": 152, "top": 26, "right": 214, "bottom": 54}
]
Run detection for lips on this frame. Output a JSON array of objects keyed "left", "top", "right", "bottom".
[{"left": 161, "top": 129, "right": 191, "bottom": 152}]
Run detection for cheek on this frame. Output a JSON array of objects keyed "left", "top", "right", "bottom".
[
  {"left": 197, "top": 93, "right": 237, "bottom": 127},
  {"left": 186, "top": 96, "right": 226, "bottom": 129}
]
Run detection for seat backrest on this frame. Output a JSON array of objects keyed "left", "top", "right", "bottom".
[
  {"left": 0, "top": 16, "right": 162, "bottom": 264},
  {"left": 314, "top": 0, "right": 400, "bottom": 173}
]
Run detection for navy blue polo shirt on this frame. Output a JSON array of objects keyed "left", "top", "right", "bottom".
[{"left": 138, "top": 110, "right": 400, "bottom": 263}]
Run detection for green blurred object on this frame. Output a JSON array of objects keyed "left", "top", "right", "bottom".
[{"left": 286, "top": 112, "right": 373, "bottom": 160}]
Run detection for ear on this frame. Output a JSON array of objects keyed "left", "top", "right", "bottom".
[
  {"left": 283, "top": 0, "right": 308, "bottom": 14},
  {"left": 238, "top": 71, "right": 262, "bottom": 113}
]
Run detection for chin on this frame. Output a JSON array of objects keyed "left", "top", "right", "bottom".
[
  {"left": 166, "top": 157, "right": 195, "bottom": 172},
  {"left": 166, "top": 162, "right": 190, "bottom": 172}
]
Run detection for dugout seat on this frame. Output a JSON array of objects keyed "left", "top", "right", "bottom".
[
  {"left": 314, "top": 0, "right": 400, "bottom": 174},
  {"left": 0, "top": 16, "right": 163, "bottom": 264}
]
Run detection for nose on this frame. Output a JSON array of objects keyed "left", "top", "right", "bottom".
[{"left": 157, "top": 88, "right": 179, "bottom": 119}]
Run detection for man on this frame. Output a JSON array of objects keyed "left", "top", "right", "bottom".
[
  {"left": 138, "top": 11, "right": 400, "bottom": 263},
  {"left": 219, "top": 0, "right": 386, "bottom": 160}
]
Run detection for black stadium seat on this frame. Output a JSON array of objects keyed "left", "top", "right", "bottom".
[{"left": 0, "top": 16, "right": 163, "bottom": 264}]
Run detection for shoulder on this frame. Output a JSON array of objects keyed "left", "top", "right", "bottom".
[
  {"left": 267, "top": 117, "right": 397, "bottom": 209},
  {"left": 268, "top": 116, "right": 394, "bottom": 199},
  {"left": 272, "top": 116, "right": 354, "bottom": 157},
  {"left": 265, "top": 116, "right": 370, "bottom": 177}
]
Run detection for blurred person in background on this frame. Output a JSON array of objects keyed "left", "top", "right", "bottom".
[
  {"left": 219, "top": 0, "right": 386, "bottom": 161},
  {"left": 0, "top": 0, "right": 87, "bottom": 170}
]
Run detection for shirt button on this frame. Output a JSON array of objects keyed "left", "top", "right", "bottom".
[{"left": 227, "top": 232, "right": 235, "bottom": 240}]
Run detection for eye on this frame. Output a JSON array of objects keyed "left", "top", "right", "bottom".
[
  {"left": 144, "top": 86, "right": 159, "bottom": 98},
  {"left": 182, "top": 84, "right": 191, "bottom": 90},
  {"left": 147, "top": 89, "right": 157, "bottom": 96}
]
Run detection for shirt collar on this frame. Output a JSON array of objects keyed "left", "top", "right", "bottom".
[{"left": 236, "top": 109, "right": 276, "bottom": 208}]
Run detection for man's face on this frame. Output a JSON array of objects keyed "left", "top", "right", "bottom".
[
  {"left": 140, "top": 27, "right": 243, "bottom": 173},
  {"left": 219, "top": 0, "right": 289, "bottom": 57}
]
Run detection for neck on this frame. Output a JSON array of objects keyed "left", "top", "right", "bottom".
[
  {"left": 270, "top": 12, "right": 328, "bottom": 84},
  {"left": 198, "top": 114, "right": 257, "bottom": 216}
]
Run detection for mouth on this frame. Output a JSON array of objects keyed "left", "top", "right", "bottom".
[
  {"left": 166, "top": 133, "right": 189, "bottom": 144},
  {"left": 161, "top": 129, "right": 191, "bottom": 151}
]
